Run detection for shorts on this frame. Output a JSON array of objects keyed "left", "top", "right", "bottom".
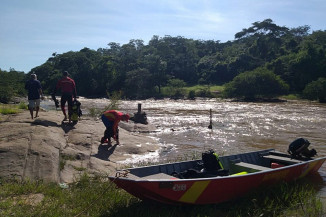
[
  {"left": 101, "top": 114, "right": 113, "bottom": 128},
  {"left": 28, "top": 99, "right": 40, "bottom": 109}
]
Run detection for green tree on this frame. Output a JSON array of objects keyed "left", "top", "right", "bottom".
[
  {"left": 124, "top": 68, "right": 154, "bottom": 99},
  {"left": 0, "top": 69, "right": 26, "bottom": 103},
  {"left": 303, "top": 77, "right": 326, "bottom": 103},
  {"left": 223, "top": 68, "right": 289, "bottom": 100},
  {"left": 141, "top": 52, "right": 167, "bottom": 94},
  {"left": 235, "top": 19, "right": 289, "bottom": 62},
  {"left": 165, "top": 78, "right": 186, "bottom": 98}
]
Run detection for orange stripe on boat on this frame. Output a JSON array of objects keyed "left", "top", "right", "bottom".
[{"left": 178, "top": 181, "right": 210, "bottom": 203}]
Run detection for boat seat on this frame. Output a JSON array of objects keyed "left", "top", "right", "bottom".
[
  {"left": 233, "top": 162, "right": 272, "bottom": 173},
  {"left": 262, "top": 155, "right": 302, "bottom": 165},
  {"left": 141, "top": 173, "right": 178, "bottom": 180}
]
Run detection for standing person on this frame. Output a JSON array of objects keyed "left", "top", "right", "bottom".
[
  {"left": 53, "top": 71, "right": 77, "bottom": 123},
  {"left": 101, "top": 110, "right": 130, "bottom": 145},
  {"left": 25, "top": 73, "right": 43, "bottom": 119}
]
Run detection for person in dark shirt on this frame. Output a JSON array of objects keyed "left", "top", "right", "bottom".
[
  {"left": 25, "top": 74, "right": 43, "bottom": 119},
  {"left": 53, "top": 71, "right": 77, "bottom": 123}
]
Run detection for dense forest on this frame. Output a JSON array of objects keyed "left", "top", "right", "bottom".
[{"left": 1, "top": 19, "right": 326, "bottom": 103}]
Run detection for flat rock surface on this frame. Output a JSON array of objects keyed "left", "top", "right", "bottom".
[{"left": 0, "top": 110, "right": 159, "bottom": 183}]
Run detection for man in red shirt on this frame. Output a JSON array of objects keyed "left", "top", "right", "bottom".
[
  {"left": 101, "top": 110, "right": 130, "bottom": 145},
  {"left": 54, "top": 71, "right": 77, "bottom": 123}
]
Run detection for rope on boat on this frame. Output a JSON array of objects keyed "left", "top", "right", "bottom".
[{"left": 115, "top": 169, "right": 130, "bottom": 178}]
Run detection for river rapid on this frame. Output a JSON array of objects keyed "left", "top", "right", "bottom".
[{"left": 42, "top": 97, "right": 326, "bottom": 197}]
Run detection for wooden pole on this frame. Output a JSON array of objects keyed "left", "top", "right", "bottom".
[
  {"left": 138, "top": 103, "right": 141, "bottom": 114},
  {"left": 208, "top": 109, "right": 212, "bottom": 129}
]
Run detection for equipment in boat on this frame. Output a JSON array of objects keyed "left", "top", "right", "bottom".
[
  {"left": 109, "top": 141, "right": 325, "bottom": 205},
  {"left": 288, "top": 138, "right": 317, "bottom": 159}
]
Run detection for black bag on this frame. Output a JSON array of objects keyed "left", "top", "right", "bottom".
[
  {"left": 171, "top": 150, "right": 229, "bottom": 179},
  {"left": 202, "top": 149, "right": 222, "bottom": 171},
  {"left": 171, "top": 168, "right": 229, "bottom": 179},
  {"left": 71, "top": 99, "right": 82, "bottom": 123},
  {"left": 172, "top": 169, "right": 205, "bottom": 179}
]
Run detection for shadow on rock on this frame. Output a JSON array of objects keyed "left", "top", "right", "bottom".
[
  {"left": 31, "top": 119, "right": 60, "bottom": 127},
  {"left": 92, "top": 144, "right": 117, "bottom": 161},
  {"left": 60, "top": 123, "right": 76, "bottom": 133}
]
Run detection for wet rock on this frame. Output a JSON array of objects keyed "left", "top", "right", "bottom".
[{"left": 0, "top": 110, "right": 160, "bottom": 183}]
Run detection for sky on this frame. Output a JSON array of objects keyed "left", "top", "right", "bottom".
[{"left": 1, "top": 0, "right": 325, "bottom": 73}]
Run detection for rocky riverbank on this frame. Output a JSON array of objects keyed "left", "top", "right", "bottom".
[{"left": 0, "top": 109, "right": 160, "bottom": 183}]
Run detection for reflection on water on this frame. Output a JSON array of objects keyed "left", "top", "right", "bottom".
[
  {"left": 41, "top": 97, "right": 326, "bottom": 196},
  {"left": 43, "top": 97, "right": 326, "bottom": 164},
  {"left": 115, "top": 99, "right": 326, "bottom": 159},
  {"left": 120, "top": 98, "right": 326, "bottom": 198}
]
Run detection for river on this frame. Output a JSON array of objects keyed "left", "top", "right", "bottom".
[{"left": 42, "top": 97, "right": 326, "bottom": 197}]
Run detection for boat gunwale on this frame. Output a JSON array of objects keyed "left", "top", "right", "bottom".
[{"left": 110, "top": 152, "right": 326, "bottom": 182}]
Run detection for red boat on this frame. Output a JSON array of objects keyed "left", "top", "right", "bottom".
[{"left": 109, "top": 149, "right": 326, "bottom": 205}]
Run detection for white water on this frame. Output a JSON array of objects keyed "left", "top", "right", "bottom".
[{"left": 42, "top": 97, "right": 326, "bottom": 197}]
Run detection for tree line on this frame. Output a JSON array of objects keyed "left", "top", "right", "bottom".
[{"left": 1, "top": 19, "right": 326, "bottom": 103}]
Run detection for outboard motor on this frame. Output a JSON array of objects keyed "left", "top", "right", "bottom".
[{"left": 288, "top": 138, "right": 317, "bottom": 159}]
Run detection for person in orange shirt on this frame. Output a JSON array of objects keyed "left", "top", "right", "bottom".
[
  {"left": 101, "top": 110, "right": 130, "bottom": 145},
  {"left": 53, "top": 71, "right": 77, "bottom": 123}
]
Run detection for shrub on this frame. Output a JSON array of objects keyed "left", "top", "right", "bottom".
[
  {"left": 0, "top": 70, "right": 26, "bottom": 103},
  {"left": 196, "top": 88, "right": 213, "bottom": 98},
  {"left": 303, "top": 77, "right": 326, "bottom": 103},
  {"left": 18, "top": 102, "right": 28, "bottom": 110},
  {"left": 0, "top": 86, "right": 14, "bottom": 103},
  {"left": 187, "top": 90, "right": 196, "bottom": 99},
  {"left": 105, "top": 91, "right": 121, "bottom": 111},
  {"left": 163, "top": 79, "right": 187, "bottom": 99},
  {"left": 223, "top": 68, "right": 289, "bottom": 100}
]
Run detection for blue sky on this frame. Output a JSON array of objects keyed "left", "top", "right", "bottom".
[{"left": 1, "top": 0, "right": 325, "bottom": 73}]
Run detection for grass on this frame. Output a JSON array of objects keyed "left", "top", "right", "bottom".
[
  {"left": 0, "top": 102, "right": 27, "bottom": 115},
  {"left": 18, "top": 102, "right": 28, "bottom": 110},
  {"left": 281, "top": 94, "right": 302, "bottom": 100},
  {"left": 0, "top": 173, "right": 324, "bottom": 217},
  {"left": 0, "top": 104, "right": 20, "bottom": 115},
  {"left": 59, "top": 154, "right": 78, "bottom": 171},
  {"left": 161, "top": 85, "right": 224, "bottom": 99},
  {"left": 184, "top": 85, "right": 224, "bottom": 93}
]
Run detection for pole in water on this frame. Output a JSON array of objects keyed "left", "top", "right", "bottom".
[
  {"left": 208, "top": 109, "right": 212, "bottom": 129},
  {"left": 138, "top": 103, "right": 142, "bottom": 114}
]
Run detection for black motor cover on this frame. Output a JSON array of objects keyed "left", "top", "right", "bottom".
[{"left": 288, "top": 138, "right": 317, "bottom": 158}]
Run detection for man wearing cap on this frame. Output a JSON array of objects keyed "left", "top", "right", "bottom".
[
  {"left": 25, "top": 73, "right": 43, "bottom": 119},
  {"left": 53, "top": 71, "right": 77, "bottom": 123},
  {"left": 101, "top": 110, "right": 130, "bottom": 145}
]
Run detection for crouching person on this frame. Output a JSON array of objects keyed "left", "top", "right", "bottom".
[{"left": 101, "top": 110, "right": 130, "bottom": 145}]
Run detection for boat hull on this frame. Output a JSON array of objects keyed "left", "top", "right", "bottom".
[{"left": 109, "top": 150, "right": 326, "bottom": 205}]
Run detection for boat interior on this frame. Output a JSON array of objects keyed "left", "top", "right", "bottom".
[{"left": 121, "top": 149, "right": 312, "bottom": 180}]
